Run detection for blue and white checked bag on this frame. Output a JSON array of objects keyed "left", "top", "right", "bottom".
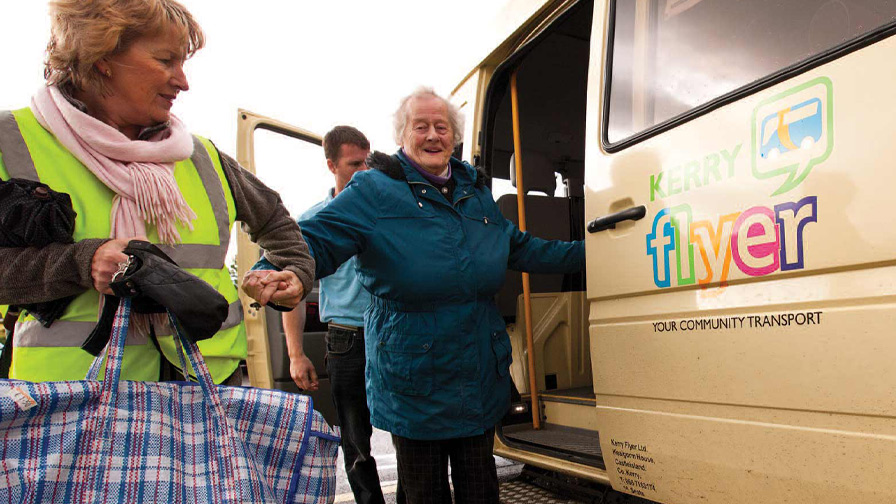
[{"left": 0, "top": 298, "right": 340, "bottom": 503}]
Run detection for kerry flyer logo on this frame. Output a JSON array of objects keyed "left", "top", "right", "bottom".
[{"left": 752, "top": 77, "right": 833, "bottom": 195}]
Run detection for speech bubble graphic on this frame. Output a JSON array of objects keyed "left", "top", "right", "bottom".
[{"left": 752, "top": 77, "right": 833, "bottom": 196}]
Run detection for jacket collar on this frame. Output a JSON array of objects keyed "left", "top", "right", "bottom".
[
  {"left": 366, "top": 151, "right": 490, "bottom": 195},
  {"left": 372, "top": 150, "right": 478, "bottom": 188},
  {"left": 395, "top": 149, "right": 476, "bottom": 188}
]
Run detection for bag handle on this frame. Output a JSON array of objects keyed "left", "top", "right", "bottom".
[
  {"left": 85, "top": 298, "right": 194, "bottom": 385},
  {"left": 85, "top": 297, "right": 126, "bottom": 386},
  {"left": 166, "top": 313, "right": 217, "bottom": 393},
  {"left": 165, "top": 310, "right": 276, "bottom": 501},
  {"left": 85, "top": 298, "right": 221, "bottom": 398},
  {"left": 85, "top": 297, "right": 276, "bottom": 502}
]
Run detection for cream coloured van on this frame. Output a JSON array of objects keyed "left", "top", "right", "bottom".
[{"left": 448, "top": 0, "right": 896, "bottom": 502}]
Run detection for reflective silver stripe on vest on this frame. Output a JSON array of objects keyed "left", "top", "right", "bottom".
[
  {"left": 14, "top": 320, "right": 148, "bottom": 348},
  {"left": 0, "top": 110, "right": 39, "bottom": 180},
  {"left": 155, "top": 136, "right": 231, "bottom": 270},
  {"left": 14, "top": 299, "right": 244, "bottom": 347},
  {"left": 0, "top": 124, "right": 231, "bottom": 270},
  {"left": 152, "top": 298, "right": 244, "bottom": 337},
  {"left": 162, "top": 244, "right": 227, "bottom": 269}
]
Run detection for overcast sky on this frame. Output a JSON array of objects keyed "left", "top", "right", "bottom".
[{"left": 0, "top": 1, "right": 506, "bottom": 215}]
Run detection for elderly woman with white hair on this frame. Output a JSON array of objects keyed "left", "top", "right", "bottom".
[{"left": 255, "top": 87, "right": 584, "bottom": 502}]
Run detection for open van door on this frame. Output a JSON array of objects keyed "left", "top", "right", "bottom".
[{"left": 234, "top": 109, "right": 337, "bottom": 426}]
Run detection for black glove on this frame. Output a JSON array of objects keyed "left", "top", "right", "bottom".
[
  {"left": 0, "top": 178, "right": 75, "bottom": 247},
  {"left": 0, "top": 178, "right": 80, "bottom": 327},
  {"left": 81, "top": 240, "right": 230, "bottom": 356}
]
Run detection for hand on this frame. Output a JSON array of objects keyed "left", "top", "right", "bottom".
[
  {"left": 90, "top": 236, "right": 146, "bottom": 294},
  {"left": 289, "top": 353, "right": 319, "bottom": 391},
  {"left": 269, "top": 270, "right": 304, "bottom": 307},
  {"left": 241, "top": 270, "right": 304, "bottom": 308}
]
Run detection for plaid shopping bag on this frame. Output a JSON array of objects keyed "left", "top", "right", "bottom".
[{"left": 0, "top": 298, "right": 340, "bottom": 503}]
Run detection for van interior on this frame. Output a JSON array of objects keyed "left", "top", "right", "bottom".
[{"left": 482, "top": 0, "right": 602, "bottom": 468}]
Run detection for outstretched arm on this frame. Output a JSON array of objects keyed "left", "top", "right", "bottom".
[{"left": 505, "top": 218, "right": 585, "bottom": 274}]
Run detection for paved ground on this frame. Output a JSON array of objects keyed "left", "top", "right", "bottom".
[
  {"left": 331, "top": 429, "right": 589, "bottom": 504},
  {"left": 331, "top": 428, "right": 396, "bottom": 502}
]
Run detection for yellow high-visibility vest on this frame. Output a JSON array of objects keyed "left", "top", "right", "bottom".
[{"left": 0, "top": 108, "right": 246, "bottom": 383}]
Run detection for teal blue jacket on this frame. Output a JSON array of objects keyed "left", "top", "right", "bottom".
[{"left": 264, "top": 151, "right": 584, "bottom": 439}]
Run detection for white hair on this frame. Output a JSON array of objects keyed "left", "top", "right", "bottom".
[{"left": 392, "top": 86, "right": 465, "bottom": 148}]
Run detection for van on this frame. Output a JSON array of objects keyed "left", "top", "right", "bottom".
[
  {"left": 237, "top": 1, "right": 896, "bottom": 501},
  {"left": 445, "top": 0, "right": 896, "bottom": 502}
]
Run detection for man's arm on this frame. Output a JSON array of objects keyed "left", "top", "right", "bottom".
[{"left": 282, "top": 301, "right": 319, "bottom": 391}]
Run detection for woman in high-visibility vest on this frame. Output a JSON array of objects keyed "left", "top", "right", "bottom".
[{"left": 0, "top": 0, "right": 313, "bottom": 384}]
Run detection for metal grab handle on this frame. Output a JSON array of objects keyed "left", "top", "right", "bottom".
[{"left": 587, "top": 205, "right": 647, "bottom": 233}]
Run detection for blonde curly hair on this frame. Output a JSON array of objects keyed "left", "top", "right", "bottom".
[{"left": 44, "top": 0, "right": 204, "bottom": 95}]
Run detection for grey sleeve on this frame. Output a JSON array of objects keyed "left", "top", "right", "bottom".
[
  {"left": 0, "top": 239, "right": 107, "bottom": 305},
  {"left": 216, "top": 149, "right": 315, "bottom": 298}
]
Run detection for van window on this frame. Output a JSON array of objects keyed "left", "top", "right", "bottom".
[
  {"left": 253, "top": 128, "right": 327, "bottom": 218},
  {"left": 606, "top": 0, "right": 896, "bottom": 145}
]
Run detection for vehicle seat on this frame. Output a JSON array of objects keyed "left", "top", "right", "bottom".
[{"left": 495, "top": 151, "right": 571, "bottom": 319}]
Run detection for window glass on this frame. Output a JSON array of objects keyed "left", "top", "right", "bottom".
[
  {"left": 253, "top": 128, "right": 328, "bottom": 218},
  {"left": 224, "top": 128, "right": 325, "bottom": 277},
  {"left": 607, "top": 0, "right": 896, "bottom": 144}
]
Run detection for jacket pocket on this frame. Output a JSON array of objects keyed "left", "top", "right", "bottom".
[
  {"left": 380, "top": 202, "right": 437, "bottom": 219},
  {"left": 376, "top": 336, "right": 434, "bottom": 396},
  {"left": 491, "top": 330, "right": 512, "bottom": 377},
  {"left": 458, "top": 192, "right": 502, "bottom": 225}
]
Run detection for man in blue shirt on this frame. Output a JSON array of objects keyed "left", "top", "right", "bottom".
[{"left": 283, "top": 126, "right": 384, "bottom": 504}]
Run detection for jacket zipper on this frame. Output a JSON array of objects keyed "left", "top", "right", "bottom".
[{"left": 408, "top": 181, "right": 475, "bottom": 211}]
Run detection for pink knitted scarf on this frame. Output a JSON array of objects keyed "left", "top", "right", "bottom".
[{"left": 30, "top": 85, "right": 196, "bottom": 244}]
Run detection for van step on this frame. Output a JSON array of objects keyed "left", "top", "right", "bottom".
[
  {"left": 538, "top": 386, "right": 596, "bottom": 406},
  {"left": 501, "top": 423, "right": 604, "bottom": 468}
]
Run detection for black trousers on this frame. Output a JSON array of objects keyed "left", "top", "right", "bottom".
[
  {"left": 392, "top": 427, "right": 499, "bottom": 504},
  {"left": 327, "top": 326, "right": 387, "bottom": 504}
]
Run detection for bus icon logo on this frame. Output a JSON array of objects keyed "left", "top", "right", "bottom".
[
  {"left": 752, "top": 77, "right": 833, "bottom": 195},
  {"left": 759, "top": 98, "right": 822, "bottom": 160}
]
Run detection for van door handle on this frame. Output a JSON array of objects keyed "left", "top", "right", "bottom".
[{"left": 587, "top": 205, "right": 647, "bottom": 233}]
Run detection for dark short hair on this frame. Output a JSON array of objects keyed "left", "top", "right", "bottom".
[{"left": 323, "top": 126, "right": 370, "bottom": 162}]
